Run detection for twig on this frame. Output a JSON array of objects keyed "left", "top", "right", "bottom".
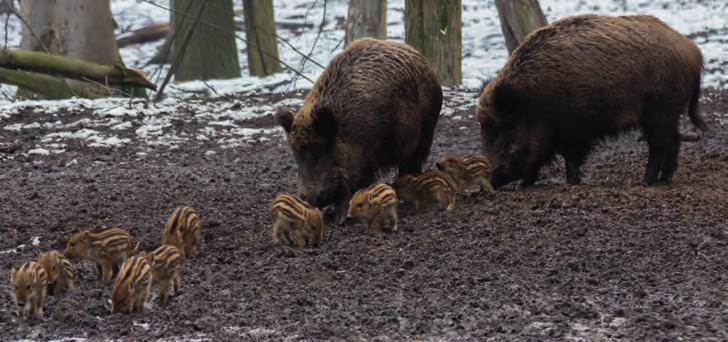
[
  {"left": 201, "top": 80, "right": 218, "bottom": 95},
  {"left": 151, "top": 0, "right": 195, "bottom": 84},
  {"left": 302, "top": 0, "right": 319, "bottom": 28},
  {"left": 6, "top": 0, "right": 49, "bottom": 53},
  {"left": 154, "top": 1, "right": 208, "bottom": 101},
  {"left": 233, "top": 13, "right": 325, "bottom": 70},
  {"left": 330, "top": 36, "right": 345, "bottom": 52},
  {"left": 80, "top": 77, "right": 136, "bottom": 98},
  {"left": 140, "top": 0, "right": 314, "bottom": 84},
  {"left": 1, "top": 86, "right": 15, "bottom": 101},
  {"left": 294, "top": 0, "right": 327, "bottom": 87}
]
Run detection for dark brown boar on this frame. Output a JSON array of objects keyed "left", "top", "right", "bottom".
[
  {"left": 476, "top": 14, "right": 708, "bottom": 187},
  {"left": 277, "top": 38, "right": 442, "bottom": 221}
]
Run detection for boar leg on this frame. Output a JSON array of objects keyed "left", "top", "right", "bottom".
[
  {"left": 389, "top": 207, "right": 399, "bottom": 231},
  {"left": 658, "top": 127, "right": 681, "bottom": 184},
  {"left": 101, "top": 262, "right": 114, "bottom": 281},
  {"left": 521, "top": 172, "right": 538, "bottom": 187},
  {"left": 95, "top": 264, "right": 104, "bottom": 280},
  {"left": 173, "top": 272, "right": 181, "bottom": 295},
  {"left": 563, "top": 144, "right": 590, "bottom": 185},
  {"left": 479, "top": 178, "right": 494, "bottom": 192},
  {"left": 272, "top": 220, "right": 284, "bottom": 244},
  {"left": 643, "top": 129, "right": 680, "bottom": 185},
  {"left": 443, "top": 193, "right": 456, "bottom": 212},
  {"left": 158, "top": 279, "right": 170, "bottom": 305}
]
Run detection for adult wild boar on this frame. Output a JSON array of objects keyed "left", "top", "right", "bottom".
[
  {"left": 277, "top": 38, "right": 442, "bottom": 221},
  {"left": 476, "top": 15, "right": 708, "bottom": 188}
]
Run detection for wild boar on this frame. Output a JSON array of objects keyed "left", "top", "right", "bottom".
[
  {"left": 476, "top": 14, "right": 708, "bottom": 187},
  {"left": 277, "top": 38, "right": 442, "bottom": 222},
  {"left": 346, "top": 183, "right": 399, "bottom": 232},
  {"left": 269, "top": 194, "right": 325, "bottom": 249}
]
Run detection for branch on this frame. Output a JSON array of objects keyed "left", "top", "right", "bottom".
[
  {"left": 0, "top": 49, "right": 156, "bottom": 90},
  {"left": 154, "top": 1, "right": 208, "bottom": 101},
  {"left": 295, "top": 0, "right": 327, "bottom": 85},
  {"left": 139, "top": 0, "right": 314, "bottom": 84}
]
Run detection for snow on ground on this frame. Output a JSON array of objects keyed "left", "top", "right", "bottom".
[{"left": 0, "top": 0, "right": 726, "bottom": 156}]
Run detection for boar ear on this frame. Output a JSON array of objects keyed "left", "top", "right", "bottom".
[
  {"left": 311, "top": 106, "right": 337, "bottom": 141},
  {"left": 11, "top": 267, "right": 16, "bottom": 280},
  {"left": 276, "top": 107, "right": 294, "bottom": 134}
]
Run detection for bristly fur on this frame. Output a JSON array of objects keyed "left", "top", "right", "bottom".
[
  {"left": 477, "top": 14, "right": 707, "bottom": 187},
  {"left": 278, "top": 38, "right": 443, "bottom": 221}
]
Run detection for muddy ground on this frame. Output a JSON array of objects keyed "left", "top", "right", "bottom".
[{"left": 0, "top": 88, "right": 727, "bottom": 341}]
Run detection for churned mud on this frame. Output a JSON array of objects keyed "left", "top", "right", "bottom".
[{"left": 0, "top": 89, "right": 727, "bottom": 340}]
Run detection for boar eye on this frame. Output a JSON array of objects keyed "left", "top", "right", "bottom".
[
  {"left": 26, "top": 285, "right": 30, "bottom": 290},
  {"left": 356, "top": 203, "right": 363, "bottom": 209}
]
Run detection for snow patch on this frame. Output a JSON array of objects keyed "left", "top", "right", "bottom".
[{"left": 28, "top": 148, "right": 50, "bottom": 156}]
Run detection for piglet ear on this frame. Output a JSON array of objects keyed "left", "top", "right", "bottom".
[
  {"left": 311, "top": 106, "right": 337, "bottom": 141},
  {"left": 10, "top": 267, "right": 16, "bottom": 280},
  {"left": 276, "top": 107, "right": 294, "bottom": 134}
]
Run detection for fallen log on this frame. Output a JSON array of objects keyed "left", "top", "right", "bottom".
[
  {"left": 0, "top": 49, "right": 156, "bottom": 90},
  {"left": 0, "top": 67, "right": 108, "bottom": 99},
  {"left": 117, "top": 23, "right": 170, "bottom": 47}
]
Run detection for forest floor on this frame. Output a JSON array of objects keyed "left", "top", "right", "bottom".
[{"left": 0, "top": 88, "right": 727, "bottom": 341}]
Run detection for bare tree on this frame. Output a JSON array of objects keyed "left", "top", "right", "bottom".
[
  {"left": 243, "top": 0, "right": 281, "bottom": 77},
  {"left": 173, "top": 0, "right": 240, "bottom": 81},
  {"left": 495, "top": 0, "right": 548, "bottom": 54},
  {"left": 345, "top": 0, "right": 386, "bottom": 45},
  {"left": 405, "top": 0, "right": 462, "bottom": 86}
]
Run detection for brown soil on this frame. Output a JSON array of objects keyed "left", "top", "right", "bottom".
[{"left": 0, "top": 88, "right": 727, "bottom": 340}]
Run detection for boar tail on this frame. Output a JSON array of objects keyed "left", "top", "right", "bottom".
[{"left": 687, "top": 83, "right": 708, "bottom": 132}]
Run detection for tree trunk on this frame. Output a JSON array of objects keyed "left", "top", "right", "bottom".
[
  {"left": 18, "top": 0, "right": 123, "bottom": 99},
  {"left": 243, "top": 0, "right": 281, "bottom": 77},
  {"left": 495, "top": 0, "right": 548, "bottom": 55},
  {"left": 173, "top": 0, "right": 240, "bottom": 81},
  {"left": 404, "top": 0, "right": 462, "bottom": 86},
  {"left": 345, "top": 0, "right": 387, "bottom": 46}
]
